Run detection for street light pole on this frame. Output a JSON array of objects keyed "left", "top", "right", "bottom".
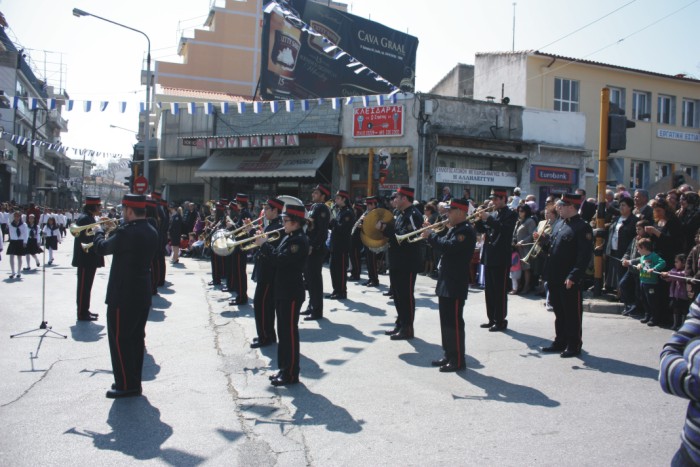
[{"left": 72, "top": 8, "right": 151, "bottom": 186}]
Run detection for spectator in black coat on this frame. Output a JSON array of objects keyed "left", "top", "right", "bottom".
[{"left": 168, "top": 205, "right": 183, "bottom": 264}]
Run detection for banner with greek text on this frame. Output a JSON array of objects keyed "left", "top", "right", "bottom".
[{"left": 435, "top": 167, "right": 518, "bottom": 187}]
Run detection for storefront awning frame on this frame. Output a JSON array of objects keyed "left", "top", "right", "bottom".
[{"left": 194, "top": 147, "right": 333, "bottom": 179}]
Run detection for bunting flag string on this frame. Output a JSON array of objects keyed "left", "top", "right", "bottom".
[{"left": 0, "top": 130, "right": 130, "bottom": 162}]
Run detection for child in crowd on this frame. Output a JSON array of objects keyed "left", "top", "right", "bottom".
[
  {"left": 662, "top": 253, "right": 691, "bottom": 331},
  {"left": 42, "top": 216, "right": 61, "bottom": 265},
  {"left": 24, "top": 214, "right": 42, "bottom": 270},
  {"left": 634, "top": 237, "right": 666, "bottom": 326},
  {"left": 620, "top": 220, "right": 652, "bottom": 317},
  {"left": 509, "top": 250, "right": 521, "bottom": 295}
]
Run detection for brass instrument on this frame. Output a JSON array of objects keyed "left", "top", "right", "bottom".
[
  {"left": 351, "top": 212, "right": 366, "bottom": 235},
  {"left": 360, "top": 208, "right": 393, "bottom": 253},
  {"left": 213, "top": 227, "right": 285, "bottom": 255},
  {"left": 69, "top": 218, "right": 116, "bottom": 237},
  {"left": 521, "top": 220, "right": 551, "bottom": 263},
  {"left": 395, "top": 219, "right": 449, "bottom": 244},
  {"left": 79, "top": 219, "right": 119, "bottom": 251},
  {"left": 465, "top": 206, "right": 495, "bottom": 223},
  {"left": 226, "top": 218, "right": 261, "bottom": 239}
]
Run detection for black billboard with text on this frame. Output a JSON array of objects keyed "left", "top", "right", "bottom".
[{"left": 260, "top": 0, "right": 418, "bottom": 100}]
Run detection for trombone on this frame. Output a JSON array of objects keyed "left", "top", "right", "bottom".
[
  {"left": 227, "top": 227, "right": 285, "bottom": 253},
  {"left": 465, "top": 206, "right": 495, "bottom": 223},
  {"left": 69, "top": 218, "right": 117, "bottom": 237},
  {"left": 395, "top": 219, "right": 449, "bottom": 244}
]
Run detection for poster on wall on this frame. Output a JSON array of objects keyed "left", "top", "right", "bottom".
[{"left": 260, "top": 0, "right": 418, "bottom": 100}]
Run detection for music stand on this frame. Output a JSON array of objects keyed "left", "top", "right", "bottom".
[{"left": 11, "top": 230, "right": 67, "bottom": 339}]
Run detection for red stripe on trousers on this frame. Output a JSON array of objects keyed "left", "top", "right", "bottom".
[
  {"left": 78, "top": 269, "right": 85, "bottom": 314},
  {"left": 454, "top": 298, "right": 463, "bottom": 367},
  {"left": 409, "top": 272, "right": 415, "bottom": 323},
  {"left": 115, "top": 307, "right": 127, "bottom": 389},
  {"left": 289, "top": 300, "right": 296, "bottom": 378}
]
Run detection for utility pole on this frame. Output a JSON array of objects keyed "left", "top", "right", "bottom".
[
  {"left": 593, "top": 88, "right": 610, "bottom": 297},
  {"left": 28, "top": 108, "right": 37, "bottom": 203}
]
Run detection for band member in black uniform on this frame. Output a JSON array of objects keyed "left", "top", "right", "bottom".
[
  {"left": 474, "top": 189, "right": 518, "bottom": 332},
  {"left": 92, "top": 194, "right": 159, "bottom": 398},
  {"left": 208, "top": 202, "right": 226, "bottom": 286},
  {"left": 349, "top": 200, "right": 365, "bottom": 281},
  {"left": 327, "top": 190, "right": 355, "bottom": 300},
  {"left": 422, "top": 198, "right": 477, "bottom": 371},
  {"left": 72, "top": 196, "right": 104, "bottom": 321},
  {"left": 302, "top": 184, "right": 331, "bottom": 320},
  {"left": 377, "top": 186, "right": 423, "bottom": 340},
  {"left": 255, "top": 204, "right": 309, "bottom": 386},
  {"left": 223, "top": 201, "right": 240, "bottom": 294},
  {"left": 250, "top": 198, "right": 285, "bottom": 348},
  {"left": 145, "top": 197, "right": 161, "bottom": 296},
  {"left": 229, "top": 194, "right": 253, "bottom": 306},
  {"left": 362, "top": 196, "right": 381, "bottom": 287},
  {"left": 540, "top": 193, "right": 593, "bottom": 358}
]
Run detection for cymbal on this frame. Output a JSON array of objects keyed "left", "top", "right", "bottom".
[{"left": 361, "top": 208, "right": 393, "bottom": 241}]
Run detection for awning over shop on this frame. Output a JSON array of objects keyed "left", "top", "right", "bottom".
[
  {"left": 435, "top": 145, "right": 528, "bottom": 160},
  {"left": 338, "top": 146, "right": 413, "bottom": 156},
  {"left": 195, "top": 146, "right": 332, "bottom": 178}
]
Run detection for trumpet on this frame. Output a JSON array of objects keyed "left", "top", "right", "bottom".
[
  {"left": 395, "top": 219, "right": 449, "bottom": 244},
  {"left": 228, "top": 227, "right": 284, "bottom": 253},
  {"left": 466, "top": 206, "right": 495, "bottom": 223},
  {"left": 69, "top": 219, "right": 116, "bottom": 237}
]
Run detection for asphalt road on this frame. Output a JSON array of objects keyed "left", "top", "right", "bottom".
[{"left": 0, "top": 242, "right": 688, "bottom": 466}]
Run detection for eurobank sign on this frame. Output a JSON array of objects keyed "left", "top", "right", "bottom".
[{"left": 531, "top": 165, "right": 577, "bottom": 185}]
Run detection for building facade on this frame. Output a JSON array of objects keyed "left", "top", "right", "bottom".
[{"left": 474, "top": 51, "right": 700, "bottom": 194}]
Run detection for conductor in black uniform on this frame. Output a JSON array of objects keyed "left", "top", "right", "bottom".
[
  {"left": 377, "top": 186, "right": 423, "bottom": 340},
  {"left": 250, "top": 197, "right": 284, "bottom": 348},
  {"left": 255, "top": 203, "right": 309, "bottom": 386},
  {"left": 327, "top": 189, "right": 355, "bottom": 300},
  {"left": 474, "top": 189, "right": 518, "bottom": 332},
  {"left": 302, "top": 184, "right": 331, "bottom": 320},
  {"left": 92, "top": 194, "right": 159, "bottom": 398},
  {"left": 540, "top": 193, "right": 593, "bottom": 358},
  {"left": 72, "top": 196, "right": 104, "bottom": 321},
  {"left": 421, "top": 198, "right": 477, "bottom": 372}
]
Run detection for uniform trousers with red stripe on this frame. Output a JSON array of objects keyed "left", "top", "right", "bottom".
[
  {"left": 76, "top": 266, "right": 97, "bottom": 317},
  {"left": 391, "top": 269, "right": 417, "bottom": 331},
  {"left": 439, "top": 297, "right": 466, "bottom": 367},
  {"left": 275, "top": 298, "right": 302, "bottom": 380},
  {"left": 150, "top": 256, "right": 160, "bottom": 294},
  {"left": 107, "top": 304, "right": 150, "bottom": 391},
  {"left": 231, "top": 249, "right": 247, "bottom": 299},
  {"left": 158, "top": 251, "right": 166, "bottom": 286},
  {"left": 366, "top": 250, "right": 380, "bottom": 284},
  {"left": 484, "top": 265, "right": 509, "bottom": 325},
  {"left": 254, "top": 281, "right": 276, "bottom": 342},
  {"left": 210, "top": 252, "right": 225, "bottom": 285},
  {"left": 329, "top": 250, "right": 348, "bottom": 295},
  {"left": 548, "top": 283, "right": 584, "bottom": 350}
]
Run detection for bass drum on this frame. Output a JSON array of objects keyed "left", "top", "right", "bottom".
[{"left": 211, "top": 229, "right": 234, "bottom": 257}]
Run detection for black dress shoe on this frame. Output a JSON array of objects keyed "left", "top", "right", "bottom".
[
  {"left": 541, "top": 343, "right": 566, "bottom": 353},
  {"left": 208, "top": 280, "right": 221, "bottom": 286},
  {"left": 105, "top": 388, "right": 142, "bottom": 399},
  {"left": 328, "top": 293, "right": 347, "bottom": 300},
  {"left": 439, "top": 362, "right": 465, "bottom": 373},
  {"left": 268, "top": 371, "right": 283, "bottom": 381},
  {"left": 431, "top": 357, "right": 449, "bottom": 367},
  {"left": 270, "top": 375, "right": 299, "bottom": 387},
  {"left": 560, "top": 348, "right": 581, "bottom": 358},
  {"left": 229, "top": 297, "right": 248, "bottom": 306},
  {"left": 489, "top": 321, "right": 508, "bottom": 332},
  {"left": 480, "top": 321, "right": 495, "bottom": 328},
  {"left": 640, "top": 316, "right": 651, "bottom": 324},
  {"left": 382, "top": 291, "right": 393, "bottom": 297},
  {"left": 250, "top": 339, "right": 276, "bottom": 349},
  {"left": 304, "top": 315, "right": 323, "bottom": 321},
  {"left": 77, "top": 315, "right": 98, "bottom": 322},
  {"left": 384, "top": 326, "right": 401, "bottom": 336},
  {"left": 325, "top": 293, "right": 337, "bottom": 299},
  {"left": 300, "top": 309, "right": 313, "bottom": 316},
  {"left": 89, "top": 312, "right": 99, "bottom": 319},
  {"left": 390, "top": 330, "right": 414, "bottom": 340}
]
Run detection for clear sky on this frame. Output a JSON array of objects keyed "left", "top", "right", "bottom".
[{"left": 2, "top": 0, "right": 698, "bottom": 168}]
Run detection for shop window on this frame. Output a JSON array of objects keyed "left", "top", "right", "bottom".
[
  {"left": 682, "top": 99, "right": 700, "bottom": 128},
  {"left": 609, "top": 86, "right": 626, "bottom": 112},
  {"left": 681, "top": 165, "right": 698, "bottom": 181},
  {"left": 656, "top": 163, "right": 672, "bottom": 181},
  {"left": 633, "top": 91, "right": 652, "bottom": 121},
  {"left": 554, "top": 78, "right": 579, "bottom": 112}
]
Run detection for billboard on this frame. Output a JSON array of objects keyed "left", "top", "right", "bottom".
[{"left": 261, "top": 0, "right": 418, "bottom": 100}]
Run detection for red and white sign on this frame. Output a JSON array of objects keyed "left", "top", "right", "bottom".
[
  {"left": 353, "top": 105, "right": 404, "bottom": 138},
  {"left": 133, "top": 176, "right": 148, "bottom": 194}
]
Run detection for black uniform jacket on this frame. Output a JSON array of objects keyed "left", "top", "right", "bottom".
[
  {"left": 543, "top": 214, "right": 593, "bottom": 286},
  {"left": 92, "top": 218, "right": 159, "bottom": 309},
  {"left": 475, "top": 207, "right": 518, "bottom": 267},
  {"left": 427, "top": 220, "right": 477, "bottom": 299},
  {"left": 255, "top": 217, "right": 284, "bottom": 284},
  {"left": 382, "top": 204, "right": 423, "bottom": 273},
  {"left": 259, "top": 228, "right": 309, "bottom": 301},
  {"left": 72, "top": 212, "right": 105, "bottom": 268},
  {"left": 306, "top": 202, "right": 330, "bottom": 252},
  {"left": 330, "top": 205, "right": 355, "bottom": 253}
]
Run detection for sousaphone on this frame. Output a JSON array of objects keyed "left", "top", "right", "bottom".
[{"left": 361, "top": 208, "right": 393, "bottom": 253}]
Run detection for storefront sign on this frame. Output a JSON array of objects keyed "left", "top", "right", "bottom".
[
  {"left": 435, "top": 167, "right": 517, "bottom": 186},
  {"left": 531, "top": 165, "right": 577, "bottom": 185},
  {"left": 657, "top": 129, "right": 700, "bottom": 143},
  {"left": 186, "top": 134, "right": 300, "bottom": 149},
  {"left": 353, "top": 105, "right": 404, "bottom": 138}
]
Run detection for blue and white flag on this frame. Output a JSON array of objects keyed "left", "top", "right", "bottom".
[
  {"left": 375, "top": 95, "right": 385, "bottom": 105},
  {"left": 171, "top": 102, "right": 180, "bottom": 115},
  {"left": 253, "top": 101, "right": 262, "bottom": 113},
  {"left": 362, "top": 95, "right": 370, "bottom": 107},
  {"left": 285, "top": 100, "right": 294, "bottom": 112},
  {"left": 119, "top": 101, "right": 127, "bottom": 113},
  {"left": 331, "top": 98, "right": 341, "bottom": 110},
  {"left": 187, "top": 102, "right": 196, "bottom": 114},
  {"left": 345, "top": 96, "right": 354, "bottom": 105},
  {"left": 84, "top": 101, "right": 92, "bottom": 112},
  {"left": 67, "top": 100, "right": 74, "bottom": 111},
  {"left": 28, "top": 97, "right": 38, "bottom": 110},
  {"left": 237, "top": 102, "right": 246, "bottom": 114},
  {"left": 270, "top": 100, "right": 279, "bottom": 113},
  {"left": 220, "top": 102, "right": 229, "bottom": 114},
  {"left": 100, "top": 101, "right": 109, "bottom": 112},
  {"left": 12, "top": 96, "right": 19, "bottom": 109},
  {"left": 301, "top": 100, "right": 310, "bottom": 112},
  {"left": 204, "top": 102, "right": 214, "bottom": 115},
  {"left": 47, "top": 98, "right": 56, "bottom": 110}
]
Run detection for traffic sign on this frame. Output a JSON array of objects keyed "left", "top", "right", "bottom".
[{"left": 133, "top": 176, "right": 148, "bottom": 194}]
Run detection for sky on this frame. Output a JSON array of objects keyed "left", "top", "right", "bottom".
[{"left": 1, "top": 0, "right": 698, "bottom": 169}]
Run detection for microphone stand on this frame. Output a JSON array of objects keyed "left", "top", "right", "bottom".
[{"left": 10, "top": 231, "right": 67, "bottom": 339}]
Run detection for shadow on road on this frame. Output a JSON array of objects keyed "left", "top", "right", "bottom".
[
  {"left": 571, "top": 351, "right": 659, "bottom": 380},
  {"left": 69, "top": 322, "right": 106, "bottom": 343},
  {"left": 300, "top": 319, "right": 375, "bottom": 344},
  {"left": 65, "top": 397, "right": 205, "bottom": 465},
  {"left": 454, "top": 366, "right": 561, "bottom": 407}
]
